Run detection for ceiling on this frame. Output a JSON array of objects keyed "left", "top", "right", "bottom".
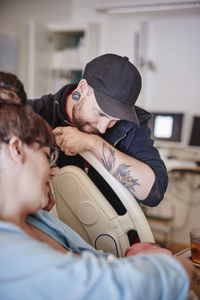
[{"left": 93, "top": 0, "right": 200, "bottom": 14}]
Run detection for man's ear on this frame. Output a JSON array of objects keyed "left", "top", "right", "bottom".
[
  {"left": 77, "top": 79, "right": 89, "bottom": 98},
  {"left": 8, "top": 136, "right": 25, "bottom": 164}
]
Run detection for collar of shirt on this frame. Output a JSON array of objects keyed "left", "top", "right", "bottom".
[{"left": 65, "top": 90, "right": 74, "bottom": 125}]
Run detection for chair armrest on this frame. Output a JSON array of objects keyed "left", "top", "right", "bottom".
[{"left": 80, "top": 151, "right": 155, "bottom": 243}]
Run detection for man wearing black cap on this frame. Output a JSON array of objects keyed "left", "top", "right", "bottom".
[{"left": 29, "top": 54, "right": 168, "bottom": 239}]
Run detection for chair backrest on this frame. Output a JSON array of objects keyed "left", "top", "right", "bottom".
[{"left": 51, "top": 151, "right": 154, "bottom": 257}]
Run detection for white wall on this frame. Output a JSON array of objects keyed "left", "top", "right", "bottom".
[
  {"left": 145, "top": 16, "right": 200, "bottom": 113},
  {"left": 0, "top": 0, "right": 73, "bottom": 89},
  {"left": 69, "top": 3, "right": 200, "bottom": 117},
  {"left": 0, "top": 0, "right": 73, "bottom": 24},
  {"left": 142, "top": 15, "right": 200, "bottom": 147},
  {"left": 1, "top": 0, "right": 199, "bottom": 116}
]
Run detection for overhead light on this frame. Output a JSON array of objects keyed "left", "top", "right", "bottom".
[{"left": 97, "top": 1, "right": 200, "bottom": 14}]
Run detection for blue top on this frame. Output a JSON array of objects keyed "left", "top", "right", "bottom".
[{"left": 0, "top": 210, "right": 189, "bottom": 300}]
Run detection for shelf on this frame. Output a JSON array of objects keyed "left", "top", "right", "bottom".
[
  {"left": 51, "top": 30, "right": 84, "bottom": 50},
  {"left": 49, "top": 29, "right": 86, "bottom": 89}
]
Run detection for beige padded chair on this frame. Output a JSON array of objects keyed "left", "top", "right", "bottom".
[{"left": 51, "top": 151, "right": 154, "bottom": 257}]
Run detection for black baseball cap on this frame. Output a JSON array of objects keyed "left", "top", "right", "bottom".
[{"left": 82, "top": 53, "right": 141, "bottom": 125}]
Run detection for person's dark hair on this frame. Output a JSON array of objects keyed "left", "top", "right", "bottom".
[
  {"left": 0, "top": 102, "right": 56, "bottom": 148},
  {"left": 0, "top": 71, "right": 27, "bottom": 105},
  {"left": 0, "top": 71, "right": 56, "bottom": 148}
]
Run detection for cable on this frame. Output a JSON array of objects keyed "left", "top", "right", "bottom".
[{"left": 94, "top": 234, "right": 120, "bottom": 257}]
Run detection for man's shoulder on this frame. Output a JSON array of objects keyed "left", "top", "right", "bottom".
[
  {"left": 135, "top": 106, "right": 152, "bottom": 125},
  {"left": 54, "top": 83, "right": 77, "bottom": 102},
  {"left": 113, "top": 106, "right": 152, "bottom": 131},
  {"left": 115, "top": 106, "right": 152, "bottom": 130},
  {"left": 29, "top": 83, "right": 77, "bottom": 103}
]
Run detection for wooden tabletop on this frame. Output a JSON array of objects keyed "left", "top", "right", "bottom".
[{"left": 171, "top": 165, "right": 200, "bottom": 173}]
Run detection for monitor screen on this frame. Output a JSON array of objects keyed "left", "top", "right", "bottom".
[
  {"left": 148, "top": 112, "right": 184, "bottom": 142},
  {"left": 189, "top": 116, "right": 200, "bottom": 147}
]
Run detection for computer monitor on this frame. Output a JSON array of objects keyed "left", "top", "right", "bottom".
[
  {"left": 148, "top": 112, "right": 184, "bottom": 144},
  {"left": 189, "top": 116, "right": 200, "bottom": 147}
]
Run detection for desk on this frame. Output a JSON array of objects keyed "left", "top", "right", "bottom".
[
  {"left": 172, "top": 166, "right": 200, "bottom": 174},
  {"left": 165, "top": 159, "right": 198, "bottom": 172},
  {"left": 144, "top": 165, "right": 200, "bottom": 247},
  {"left": 170, "top": 166, "right": 200, "bottom": 206}
]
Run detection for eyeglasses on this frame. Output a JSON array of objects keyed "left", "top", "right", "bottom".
[
  {"left": 48, "top": 146, "right": 60, "bottom": 168},
  {"left": 36, "top": 140, "right": 60, "bottom": 168},
  {"left": 2, "top": 138, "right": 60, "bottom": 168}
]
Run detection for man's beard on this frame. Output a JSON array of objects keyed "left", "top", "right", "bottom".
[{"left": 72, "top": 107, "right": 100, "bottom": 135}]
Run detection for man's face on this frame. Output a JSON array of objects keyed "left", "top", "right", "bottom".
[{"left": 72, "top": 91, "right": 119, "bottom": 135}]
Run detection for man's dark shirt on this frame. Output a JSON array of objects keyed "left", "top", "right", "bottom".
[{"left": 29, "top": 84, "right": 168, "bottom": 217}]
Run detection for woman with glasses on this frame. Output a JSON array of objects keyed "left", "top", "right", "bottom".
[
  {"left": 0, "top": 73, "right": 101, "bottom": 254},
  {"left": 0, "top": 72, "right": 197, "bottom": 300}
]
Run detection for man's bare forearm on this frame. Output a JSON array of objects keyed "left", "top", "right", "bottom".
[
  {"left": 101, "top": 142, "right": 140, "bottom": 193},
  {"left": 53, "top": 127, "right": 155, "bottom": 200},
  {"left": 89, "top": 136, "right": 155, "bottom": 200}
]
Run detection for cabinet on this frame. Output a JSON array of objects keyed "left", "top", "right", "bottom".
[
  {"left": 49, "top": 23, "right": 99, "bottom": 93},
  {"left": 28, "top": 22, "right": 99, "bottom": 98},
  {"left": 50, "top": 30, "right": 85, "bottom": 92}
]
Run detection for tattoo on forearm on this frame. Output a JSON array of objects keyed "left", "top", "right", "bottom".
[
  {"left": 101, "top": 143, "right": 140, "bottom": 193},
  {"left": 101, "top": 143, "right": 115, "bottom": 171},
  {"left": 114, "top": 164, "right": 140, "bottom": 193}
]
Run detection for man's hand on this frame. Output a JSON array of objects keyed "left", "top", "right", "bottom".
[
  {"left": 53, "top": 125, "right": 155, "bottom": 201},
  {"left": 53, "top": 126, "right": 92, "bottom": 156}
]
